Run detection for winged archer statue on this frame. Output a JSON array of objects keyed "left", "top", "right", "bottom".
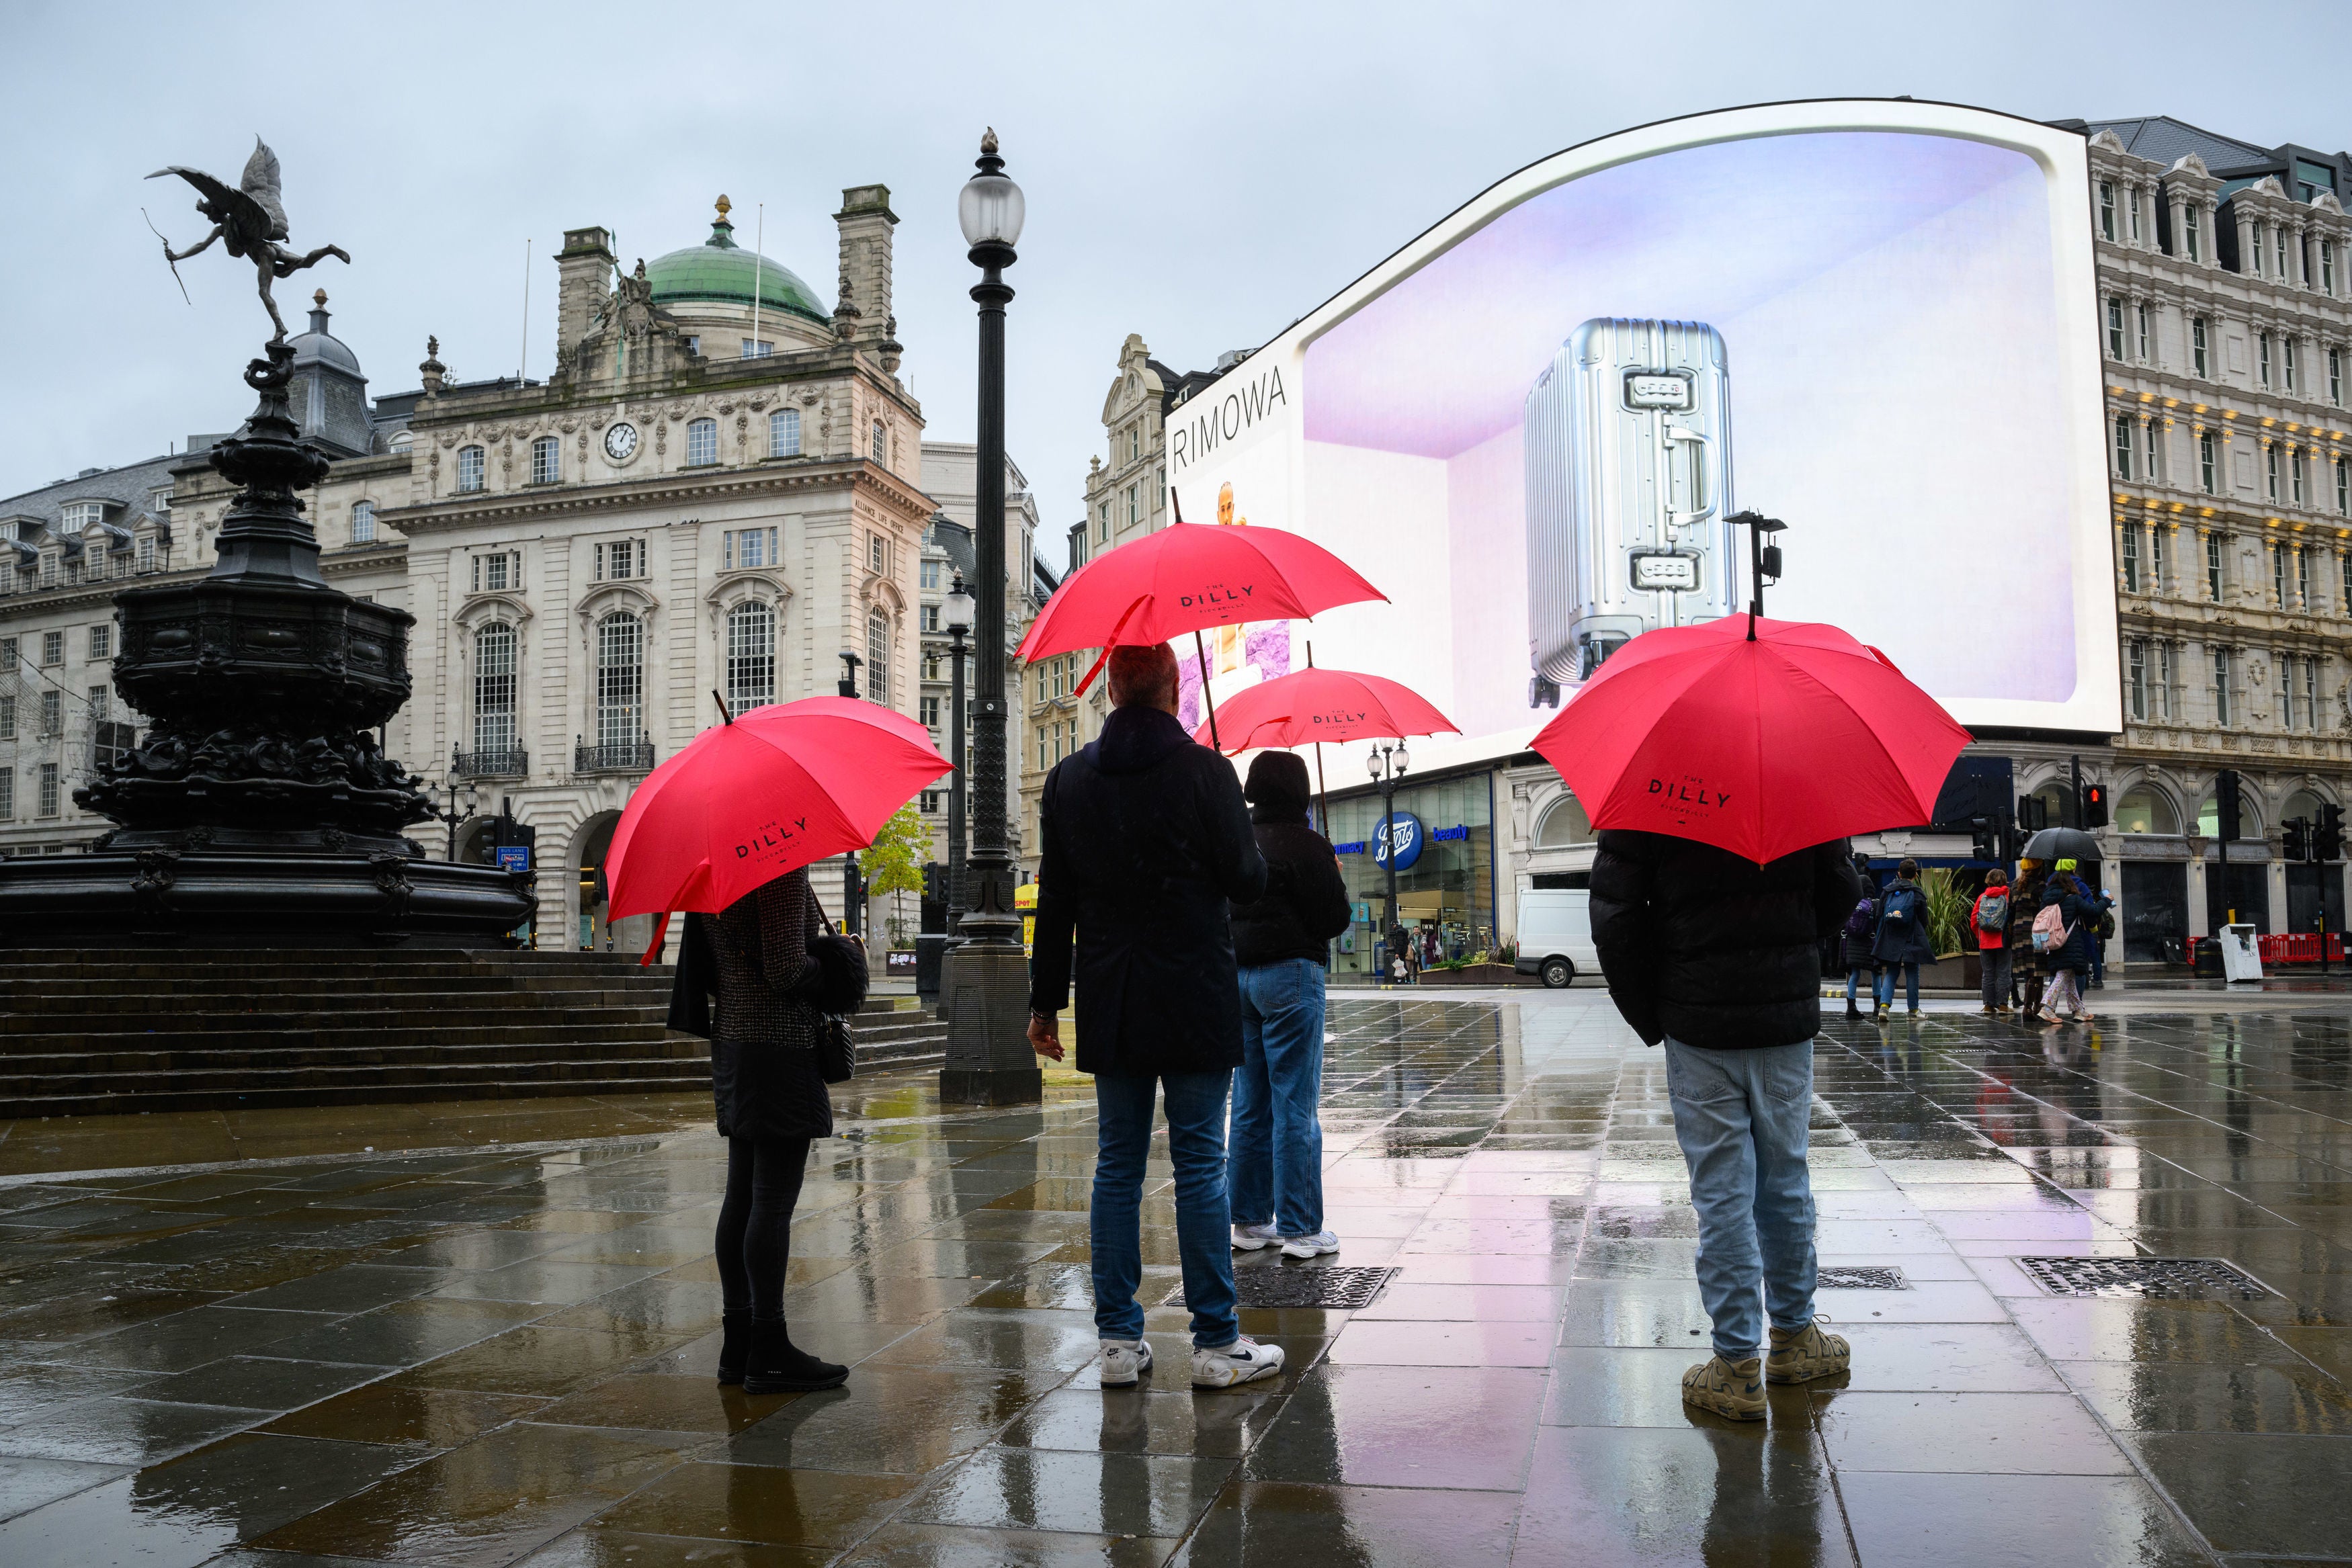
[{"left": 148, "top": 138, "right": 350, "bottom": 345}]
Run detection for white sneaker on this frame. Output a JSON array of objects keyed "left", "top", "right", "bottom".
[
  {"left": 1193, "top": 1336, "right": 1286, "bottom": 1389},
  {"left": 1279, "top": 1230, "right": 1340, "bottom": 1259},
  {"left": 1097, "top": 1338, "right": 1153, "bottom": 1387},
  {"left": 1232, "top": 1222, "right": 1279, "bottom": 1252}
]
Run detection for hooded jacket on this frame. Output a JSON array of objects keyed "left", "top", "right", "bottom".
[
  {"left": 1590, "top": 829, "right": 1861, "bottom": 1049},
  {"left": 1028, "top": 704, "right": 1267, "bottom": 1076},
  {"left": 1228, "top": 757, "right": 1351, "bottom": 969},
  {"left": 1872, "top": 877, "right": 1938, "bottom": 965}
]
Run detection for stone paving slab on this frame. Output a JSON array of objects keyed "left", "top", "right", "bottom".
[{"left": 0, "top": 993, "right": 2345, "bottom": 1561}]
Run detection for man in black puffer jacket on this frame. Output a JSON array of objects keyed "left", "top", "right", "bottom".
[{"left": 1590, "top": 828, "right": 1861, "bottom": 1422}]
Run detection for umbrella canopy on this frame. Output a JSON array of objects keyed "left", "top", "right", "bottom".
[
  {"left": 1017, "top": 521, "right": 1386, "bottom": 668},
  {"left": 605, "top": 695, "right": 950, "bottom": 922},
  {"left": 1529, "top": 615, "right": 1971, "bottom": 865},
  {"left": 2019, "top": 826, "right": 2101, "bottom": 864},
  {"left": 1189, "top": 666, "right": 1459, "bottom": 754}
]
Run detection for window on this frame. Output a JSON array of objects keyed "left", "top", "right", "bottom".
[
  {"left": 742, "top": 339, "right": 773, "bottom": 359},
  {"left": 2113, "top": 414, "right": 2134, "bottom": 479},
  {"left": 769, "top": 408, "right": 801, "bottom": 458},
  {"left": 38, "top": 691, "right": 59, "bottom": 737},
  {"left": 136, "top": 535, "right": 156, "bottom": 572},
  {"left": 0, "top": 695, "right": 13, "bottom": 740},
  {"left": 36, "top": 763, "right": 57, "bottom": 819},
  {"left": 2292, "top": 447, "right": 2308, "bottom": 507},
  {"left": 726, "top": 601, "right": 775, "bottom": 712},
  {"left": 2185, "top": 204, "right": 2202, "bottom": 261},
  {"left": 1125, "top": 484, "right": 1139, "bottom": 527},
  {"left": 2335, "top": 348, "right": 2346, "bottom": 408},
  {"left": 596, "top": 613, "right": 642, "bottom": 749},
  {"left": 2298, "top": 546, "right": 2312, "bottom": 609},
  {"left": 2285, "top": 338, "right": 2300, "bottom": 393},
  {"left": 474, "top": 622, "right": 516, "bottom": 754},
  {"left": 2116, "top": 784, "right": 2179, "bottom": 834},
  {"left": 2343, "top": 552, "right": 2352, "bottom": 615},
  {"left": 919, "top": 559, "right": 941, "bottom": 591},
  {"left": 457, "top": 445, "right": 485, "bottom": 492},
  {"left": 471, "top": 552, "right": 515, "bottom": 593},
  {"left": 530, "top": 436, "right": 560, "bottom": 486},
  {"left": 2136, "top": 302, "right": 2151, "bottom": 361},
  {"left": 59, "top": 501, "right": 101, "bottom": 531},
  {"left": 2341, "top": 458, "right": 2351, "bottom": 516},
  {"left": 2200, "top": 431, "right": 2218, "bottom": 493},
  {"left": 685, "top": 418, "right": 718, "bottom": 466},
  {"left": 723, "top": 527, "right": 776, "bottom": 570},
  {"left": 2107, "top": 298, "right": 2126, "bottom": 359},
  {"left": 2150, "top": 522, "right": 2169, "bottom": 590},
  {"left": 2121, "top": 524, "right": 2140, "bottom": 593},
  {"left": 2156, "top": 642, "right": 2176, "bottom": 718},
  {"left": 0, "top": 767, "right": 11, "bottom": 820},
  {"left": 2213, "top": 646, "right": 2234, "bottom": 726},
  {"left": 594, "top": 539, "right": 640, "bottom": 580},
  {"left": 2259, "top": 333, "right": 2273, "bottom": 388},
  {"left": 2275, "top": 543, "right": 2291, "bottom": 607},
  {"left": 149, "top": 486, "right": 171, "bottom": 513},
  {"left": 2266, "top": 445, "right": 2279, "bottom": 501},
  {"left": 2128, "top": 187, "right": 2144, "bottom": 243},
  {"left": 40, "top": 630, "right": 62, "bottom": 666},
  {"left": 2098, "top": 181, "right": 2115, "bottom": 241},
  {"left": 2252, "top": 222, "right": 2267, "bottom": 276},
  {"left": 921, "top": 604, "right": 939, "bottom": 632},
  {"left": 1, "top": 636, "right": 15, "bottom": 669},
  {"left": 866, "top": 608, "right": 891, "bottom": 705},
  {"left": 2144, "top": 421, "right": 2161, "bottom": 482},
  {"left": 1037, "top": 726, "right": 1048, "bottom": 771},
  {"left": 87, "top": 625, "right": 110, "bottom": 660},
  {"left": 2324, "top": 239, "right": 2339, "bottom": 296},
  {"left": 2128, "top": 639, "right": 2148, "bottom": 720},
  {"left": 868, "top": 534, "right": 887, "bottom": 574},
  {"left": 870, "top": 421, "right": 886, "bottom": 464},
  {"left": 2306, "top": 659, "right": 2320, "bottom": 728},
  {"left": 351, "top": 500, "right": 376, "bottom": 543},
  {"left": 39, "top": 552, "right": 56, "bottom": 589},
  {"left": 2192, "top": 317, "right": 2210, "bottom": 377},
  {"left": 2277, "top": 226, "right": 2290, "bottom": 279},
  {"left": 684, "top": 335, "right": 700, "bottom": 357},
  {"left": 1534, "top": 794, "right": 1596, "bottom": 848},
  {"left": 2206, "top": 531, "right": 2226, "bottom": 600},
  {"left": 923, "top": 652, "right": 941, "bottom": 681},
  {"left": 920, "top": 695, "right": 941, "bottom": 728},
  {"left": 2281, "top": 654, "right": 2299, "bottom": 729}
]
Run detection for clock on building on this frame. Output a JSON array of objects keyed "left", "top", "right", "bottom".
[{"left": 603, "top": 422, "right": 639, "bottom": 462}]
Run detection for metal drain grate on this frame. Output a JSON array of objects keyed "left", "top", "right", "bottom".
[
  {"left": 2017, "top": 1256, "right": 2275, "bottom": 1301},
  {"left": 1818, "top": 1266, "right": 1907, "bottom": 1290},
  {"left": 1167, "top": 1266, "right": 1400, "bottom": 1311}
]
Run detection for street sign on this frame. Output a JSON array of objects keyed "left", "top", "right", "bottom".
[{"left": 497, "top": 846, "right": 531, "bottom": 873}]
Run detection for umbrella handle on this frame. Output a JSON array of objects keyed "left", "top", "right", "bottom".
[
  {"left": 1193, "top": 628, "right": 1221, "bottom": 751},
  {"left": 712, "top": 689, "right": 733, "bottom": 725}
]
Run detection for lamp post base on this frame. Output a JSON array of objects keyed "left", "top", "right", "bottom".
[{"left": 937, "top": 938, "right": 1042, "bottom": 1106}]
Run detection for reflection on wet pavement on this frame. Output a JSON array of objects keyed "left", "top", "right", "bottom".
[{"left": 0, "top": 994, "right": 2345, "bottom": 1563}]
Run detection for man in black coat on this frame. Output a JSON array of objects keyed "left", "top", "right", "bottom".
[
  {"left": 1026, "top": 642, "right": 1286, "bottom": 1392},
  {"left": 1589, "top": 828, "right": 1862, "bottom": 1421}
]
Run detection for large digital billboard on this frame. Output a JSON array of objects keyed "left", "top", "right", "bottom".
[{"left": 1166, "top": 101, "right": 2119, "bottom": 773}]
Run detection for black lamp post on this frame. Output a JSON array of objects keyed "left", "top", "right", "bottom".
[
  {"left": 939, "top": 128, "right": 1040, "bottom": 1106},
  {"left": 1728, "top": 509, "right": 1786, "bottom": 625},
  {"left": 835, "top": 650, "right": 864, "bottom": 934},
  {"left": 425, "top": 774, "right": 480, "bottom": 862},
  {"left": 943, "top": 574, "right": 974, "bottom": 929},
  {"left": 1369, "top": 742, "right": 1411, "bottom": 972}
]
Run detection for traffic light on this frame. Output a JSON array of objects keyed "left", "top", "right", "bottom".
[
  {"left": 2216, "top": 770, "right": 2242, "bottom": 843},
  {"left": 2319, "top": 803, "right": 2346, "bottom": 863},
  {"left": 921, "top": 862, "right": 943, "bottom": 905},
  {"left": 1970, "top": 815, "right": 2001, "bottom": 862},
  {"left": 2082, "top": 783, "right": 2109, "bottom": 829},
  {"left": 2284, "top": 818, "right": 2311, "bottom": 863},
  {"left": 2017, "top": 795, "right": 2048, "bottom": 832}
]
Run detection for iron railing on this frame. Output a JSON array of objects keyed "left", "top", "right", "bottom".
[
  {"left": 575, "top": 737, "right": 656, "bottom": 774},
  {"left": 453, "top": 746, "right": 530, "bottom": 778}
]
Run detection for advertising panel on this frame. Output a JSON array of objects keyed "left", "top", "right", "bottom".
[{"left": 1165, "top": 100, "right": 2119, "bottom": 773}]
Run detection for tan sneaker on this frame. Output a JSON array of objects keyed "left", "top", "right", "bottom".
[
  {"left": 1765, "top": 1321, "right": 1851, "bottom": 1384},
  {"left": 1680, "top": 1354, "right": 1765, "bottom": 1420}
]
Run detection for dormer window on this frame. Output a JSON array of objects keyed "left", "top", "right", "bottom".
[
  {"left": 743, "top": 339, "right": 773, "bottom": 359},
  {"left": 60, "top": 502, "right": 102, "bottom": 532},
  {"left": 149, "top": 487, "right": 171, "bottom": 513},
  {"left": 136, "top": 535, "right": 157, "bottom": 573}
]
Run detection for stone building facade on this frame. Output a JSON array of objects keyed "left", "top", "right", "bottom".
[{"left": 1, "top": 189, "right": 1038, "bottom": 951}]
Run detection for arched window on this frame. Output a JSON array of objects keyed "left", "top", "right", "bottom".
[
  {"left": 2196, "top": 787, "right": 2263, "bottom": 842},
  {"left": 685, "top": 418, "right": 718, "bottom": 467},
  {"left": 530, "top": 435, "right": 560, "bottom": 486},
  {"left": 726, "top": 601, "right": 775, "bottom": 712},
  {"left": 350, "top": 500, "right": 376, "bottom": 543},
  {"left": 474, "top": 622, "right": 517, "bottom": 755},
  {"left": 2115, "top": 784, "right": 2179, "bottom": 836},
  {"left": 2283, "top": 788, "right": 2330, "bottom": 828},
  {"left": 1534, "top": 795, "right": 1593, "bottom": 848},
  {"left": 770, "top": 408, "right": 800, "bottom": 458},
  {"left": 866, "top": 607, "right": 892, "bottom": 706},
  {"left": 597, "top": 613, "right": 643, "bottom": 749},
  {"left": 870, "top": 420, "right": 887, "bottom": 464},
  {"left": 457, "top": 445, "right": 485, "bottom": 492}
]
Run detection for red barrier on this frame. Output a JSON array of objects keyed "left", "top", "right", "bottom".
[{"left": 2253, "top": 932, "right": 2346, "bottom": 965}]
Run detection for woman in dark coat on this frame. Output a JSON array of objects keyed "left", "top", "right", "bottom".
[
  {"left": 2038, "top": 859, "right": 2097, "bottom": 1022},
  {"left": 1839, "top": 877, "right": 1880, "bottom": 1019},
  {"left": 2007, "top": 861, "right": 2049, "bottom": 1022},
  {"left": 688, "top": 867, "right": 845, "bottom": 1394}
]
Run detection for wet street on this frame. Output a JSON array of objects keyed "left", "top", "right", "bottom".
[{"left": 0, "top": 990, "right": 2347, "bottom": 1565}]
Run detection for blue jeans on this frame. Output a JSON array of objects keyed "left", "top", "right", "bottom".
[
  {"left": 1844, "top": 967, "right": 1872, "bottom": 1008},
  {"left": 1874, "top": 963, "right": 1919, "bottom": 1011},
  {"left": 1092, "top": 1070, "right": 1238, "bottom": 1348},
  {"left": 1664, "top": 1038, "right": 1818, "bottom": 1363},
  {"left": 1230, "top": 959, "right": 1328, "bottom": 1237}
]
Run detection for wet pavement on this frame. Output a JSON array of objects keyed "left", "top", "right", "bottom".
[{"left": 0, "top": 992, "right": 2347, "bottom": 1565}]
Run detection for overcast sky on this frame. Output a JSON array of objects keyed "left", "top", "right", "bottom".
[{"left": 8, "top": 0, "right": 2352, "bottom": 532}]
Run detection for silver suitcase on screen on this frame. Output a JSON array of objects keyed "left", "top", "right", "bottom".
[{"left": 1525, "top": 317, "right": 1734, "bottom": 705}]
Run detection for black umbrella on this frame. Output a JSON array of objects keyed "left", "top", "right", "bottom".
[{"left": 2020, "top": 826, "right": 2101, "bottom": 863}]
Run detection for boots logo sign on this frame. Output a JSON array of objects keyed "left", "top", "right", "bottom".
[
  {"left": 1373, "top": 810, "right": 1424, "bottom": 871},
  {"left": 1173, "top": 582, "right": 1255, "bottom": 621},
  {"left": 734, "top": 817, "right": 808, "bottom": 861}
]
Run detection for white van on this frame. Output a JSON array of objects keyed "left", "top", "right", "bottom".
[{"left": 1515, "top": 886, "right": 1598, "bottom": 988}]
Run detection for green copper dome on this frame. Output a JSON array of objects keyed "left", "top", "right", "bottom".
[{"left": 646, "top": 202, "right": 829, "bottom": 325}]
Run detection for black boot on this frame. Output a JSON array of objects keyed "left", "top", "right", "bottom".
[
  {"left": 742, "top": 1319, "right": 847, "bottom": 1394},
  {"left": 716, "top": 1309, "right": 752, "bottom": 1387},
  {"left": 1845, "top": 1000, "right": 1861, "bottom": 1018}
]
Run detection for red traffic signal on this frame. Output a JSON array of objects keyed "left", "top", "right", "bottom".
[{"left": 2082, "top": 783, "right": 2108, "bottom": 829}]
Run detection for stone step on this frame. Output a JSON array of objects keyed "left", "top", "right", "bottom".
[
  {"left": 0, "top": 1068, "right": 716, "bottom": 1121},
  {"left": 1, "top": 994, "right": 673, "bottom": 1025},
  {"left": 0, "top": 1020, "right": 673, "bottom": 1056}
]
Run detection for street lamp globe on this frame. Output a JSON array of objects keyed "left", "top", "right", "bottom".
[
  {"left": 944, "top": 575, "right": 974, "bottom": 636},
  {"left": 1366, "top": 748, "right": 1384, "bottom": 781},
  {"left": 958, "top": 129, "right": 1025, "bottom": 251},
  {"left": 1394, "top": 745, "right": 1410, "bottom": 777}
]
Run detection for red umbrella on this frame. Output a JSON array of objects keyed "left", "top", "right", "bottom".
[
  {"left": 1189, "top": 666, "right": 1458, "bottom": 754},
  {"left": 607, "top": 695, "right": 950, "bottom": 956},
  {"left": 1017, "top": 517, "right": 1386, "bottom": 745},
  {"left": 1529, "top": 615, "right": 1970, "bottom": 865}
]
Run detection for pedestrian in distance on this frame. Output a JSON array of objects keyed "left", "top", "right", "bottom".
[
  {"left": 2035, "top": 858, "right": 2098, "bottom": 1023},
  {"left": 1226, "top": 751, "right": 1352, "bottom": 1262},
  {"left": 1972, "top": 869, "right": 2013, "bottom": 1016},
  {"left": 2085, "top": 879, "right": 2116, "bottom": 990},
  {"left": 1839, "top": 886, "right": 1878, "bottom": 1018},
  {"left": 669, "top": 868, "right": 851, "bottom": 1394},
  {"left": 2009, "top": 859, "right": 2050, "bottom": 1022},
  {"left": 1590, "top": 828, "right": 1863, "bottom": 1421},
  {"left": 1871, "top": 857, "right": 1936, "bottom": 1017},
  {"left": 1025, "top": 642, "right": 1288, "bottom": 1392}
]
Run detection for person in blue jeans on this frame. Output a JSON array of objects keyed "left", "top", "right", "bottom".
[
  {"left": 1872, "top": 859, "right": 1935, "bottom": 1017},
  {"left": 1025, "top": 644, "right": 1288, "bottom": 1392},
  {"left": 1225, "top": 753, "right": 1352, "bottom": 1260},
  {"left": 1590, "top": 826, "right": 1862, "bottom": 1420}
]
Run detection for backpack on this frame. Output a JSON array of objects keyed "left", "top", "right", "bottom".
[
  {"left": 2031, "top": 902, "right": 2070, "bottom": 954},
  {"left": 1843, "top": 898, "right": 1876, "bottom": 939},
  {"left": 1975, "top": 889, "right": 2009, "bottom": 931}
]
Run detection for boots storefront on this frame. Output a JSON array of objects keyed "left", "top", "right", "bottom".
[{"left": 1321, "top": 771, "right": 1498, "bottom": 981}]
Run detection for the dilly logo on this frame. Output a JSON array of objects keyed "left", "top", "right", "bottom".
[
  {"left": 1374, "top": 810, "right": 1424, "bottom": 871},
  {"left": 1309, "top": 709, "right": 1370, "bottom": 728},
  {"left": 734, "top": 817, "right": 808, "bottom": 859},
  {"left": 1647, "top": 777, "right": 1730, "bottom": 812},
  {"left": 1174, "top": 582, "right": 1255, "bottom": 619}
]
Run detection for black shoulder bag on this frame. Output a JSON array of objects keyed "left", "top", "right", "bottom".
[{"left": 805, "top": 906, "right": 867, "bottom": 1085}]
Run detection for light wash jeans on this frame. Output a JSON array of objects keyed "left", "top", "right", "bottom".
[
  {"left": 1230, "top": 957, "right": 1329, "bottom": 1237},
  {"left": 1091, "top": 1070, "right": 1238, "bottom": 1348},
  {"left": 1664, "top": 1037, "right": 1818, "bottom": 1363}
]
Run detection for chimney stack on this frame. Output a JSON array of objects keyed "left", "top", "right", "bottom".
[
  {"left": 834, "top": 186, "right": 899, "bottom": 369},
  {"left": 554, "top": 227, "right": 616, "bottom": 376}
]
